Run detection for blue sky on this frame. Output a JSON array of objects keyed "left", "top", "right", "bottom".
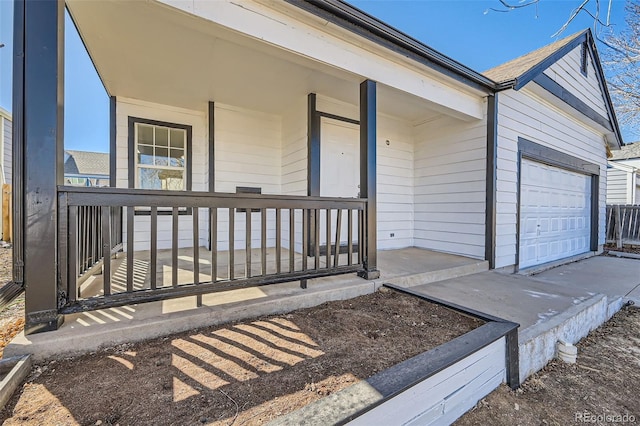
[{"left": 0, "top": 1, "right": 633, "bottom": 151}]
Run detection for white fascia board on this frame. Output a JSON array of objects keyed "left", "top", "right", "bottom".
[{"left": 156, "top": 0, "right": 485, "bottom": 121}]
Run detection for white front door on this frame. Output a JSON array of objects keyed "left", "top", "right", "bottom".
[
  {"left": 320, "top": 118, "right": 359, "bottom": 246},
  {"left": 519, "top": 159, "right": 592, "bottom": 269}
]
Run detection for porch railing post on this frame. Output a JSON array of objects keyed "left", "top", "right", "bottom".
[
  {"left": 16, "top": 0, "right": 65, "bottom": 334},
  {"left": 358, "top": 80, "right": 380, "bottom": 280}
]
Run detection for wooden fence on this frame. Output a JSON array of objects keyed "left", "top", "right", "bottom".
[
  {"left": 2, "top": 184, "right": 11, "bottom": 242},
  {"left": 606, "top": 204, "right": 640, "bottom": 247}
]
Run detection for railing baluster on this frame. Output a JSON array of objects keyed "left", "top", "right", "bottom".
[
  {"left": 334, "top": 209, "right": 342, "bottom": 268},
  {"left": 151, "top": 206, "right": 157, "bottom": 290},
  {"left": 102, "top": 206, "right": 111, "bottom": 296},
  {"left": 229, "top": 208, "right": 235, "bottom": 280},
  {"left": 326, "top": 209, "right": 331, "bottom": 268},
  {"left": 347, "top": 209, "right": 353, "bottom": 266},
  {"left": 246, "top": 208, "right": 252, "bottom": 278},
  {"left": 193, "top": 207, "right": 200, "bottom": 285},
  {"left": 127, "top": 206, "right": 134, "bottom": 292},
  {"left": 68, "top": 206, "right": 78, "bottom": 302},
  {"left": 276, "top": 208, "right": 281, "bottom": 274},
  {"left": 211, "top": 208, "right": 217, "bottom": 283},
  {"left": 261, "top": 208, "right": 267, "bottom": 276},
  {"left": 91, "top": 206, "right": 100, "bottom": 265},
  {"left": 358, "top": 209, "right": 364, "bottom": 265},
  {"left": 314, "top": 209, "right": 320, "bottom": 270},
  {"left": 302, "top": 209, "right": 308, "bottom": 271},
  {"left": 172, "top": 207, "right": 179, "bottom": 287},
  {"left": 290, "top": 209, "right": 295, "bottom": 272}
]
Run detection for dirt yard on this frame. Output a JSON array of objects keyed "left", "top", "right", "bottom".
[
  {"left": 0, "top": 288, "right": 483, "bottom": 425},
  {"left": 2, "top": 250, "right": 639, "bottom": 425},
  {"left": 457, "top": 305, "right": 640, "bottom": 426},
  {"left": 0, "top": 247, "right": 23, "bottom": 359}
]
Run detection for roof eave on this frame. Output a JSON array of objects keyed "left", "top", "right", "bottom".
[{"left": 286, "top": 0, "right": 499, "bottom": 93}]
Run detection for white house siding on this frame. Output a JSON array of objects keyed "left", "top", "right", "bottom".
[
  {"left": 214, "top": 104, "right": 282, "bottom": 252},
  {"left": 116, "top": 97, "right": 209, "bottom": 251},
  {"left": 2, "top": 117, "right": 11, "bottom": 185},
  {"left": 315, "top": 95, "right": 415, "bottom": 251},
  {"left": 606, "top": 167, "right": 631, "bottom": 204},
  {"left": 413, "top": 116, "right": 487, "bottom": 259},
  {"left": 377, "top": 114, "right": 414, "bottom": 250},
  {"left": 281, "top": 98, "right": 308, "bottom": 252},
  {"left": 495, "top": 89, "right": 608, "bottom": 269},
  {"left": 543, "top": 45, "right": 609, "bottom": 119}
]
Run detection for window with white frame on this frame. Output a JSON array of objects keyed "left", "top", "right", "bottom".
[{"left": 132, "top": 120, "right": 190, "bottom": 191}]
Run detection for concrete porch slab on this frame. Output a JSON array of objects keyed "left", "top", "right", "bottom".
[{"left": 5, "top": 248, "right": 487, "bottom": 362}]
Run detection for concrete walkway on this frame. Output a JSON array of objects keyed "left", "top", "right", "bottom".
[
  {"left": 403, "top": 254, "right": 640, "bottom": 381},
  {"left": 4, "top": 248, "right": 488, "bottom": 361}
]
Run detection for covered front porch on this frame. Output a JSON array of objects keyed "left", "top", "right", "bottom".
[{"left": 14, "top": 0, "right": 493, "bottom": 333}]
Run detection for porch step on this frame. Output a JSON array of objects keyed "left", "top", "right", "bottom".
[{"left": 384, "top": 260, "right": 489, "bottom": 288}]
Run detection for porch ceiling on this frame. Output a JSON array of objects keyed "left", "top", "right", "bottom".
[{"left": 66, "top": 0, "right": 446, "bottom": 123}]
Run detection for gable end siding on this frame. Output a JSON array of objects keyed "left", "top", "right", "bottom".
[{"left": 542, "top": 44, "right": 609, "bottom": 121}]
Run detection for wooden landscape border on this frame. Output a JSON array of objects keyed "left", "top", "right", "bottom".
[{"left": 270, "top": 284, "right": 520, "bottom": 426}]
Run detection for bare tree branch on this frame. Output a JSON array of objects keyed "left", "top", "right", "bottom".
[
  {"left": 486, "top": 0, "right": 613, "bottom": 36},
  {"left": 601, "top": 1, "right": 640, "bottom": 138}
]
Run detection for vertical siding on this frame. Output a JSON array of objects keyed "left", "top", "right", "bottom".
[
  {"left": 2, "top": 117, "right": 11, "bottom": 185},
  {"left": 495, "top": 89, "right": 608, "bottom": 268},
  {"left": 116, "top": 97, "right": 209, "bottom": 250},
  {"left": 413, "top": 116, "right": 487, "bottom": 259},
  {"left": 543, "top": 45, "right": 608, "bottom": 119}
]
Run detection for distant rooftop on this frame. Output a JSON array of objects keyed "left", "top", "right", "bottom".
[
  {"left": 610, "top": 142, "right": 640, "bottom": 161},
  {"left": 64, "top": 150, "right": 109, "bottom": 176}
]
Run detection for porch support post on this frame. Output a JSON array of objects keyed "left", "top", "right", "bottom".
[
  {"left": 358, "top": 80, "right": 379, "bottom": 280},
  {"left": 15, "top": 0, "right": 65, "bottom": 334},
  {"left": 485, "top": 94, "right": 498, "bottom": 269},
  {"left": 109, "top": 96, "right": 117, "bottom": 187}
]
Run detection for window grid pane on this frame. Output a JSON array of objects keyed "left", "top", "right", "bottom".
[{"left": 136, "top": 122, "right": 187, "bottom": 191}]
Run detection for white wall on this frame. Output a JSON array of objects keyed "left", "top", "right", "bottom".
[
  {"left": 606, "top": 167, "right": 631, "bottom": 204},
  {"left": 495, "top": 89, "right": 608, "bottom": 269},
  {"left": 413, "top": 116, "right": 487, "bottom": 259},
  {"left": 116, "top": 97, "right": 209, "bottom": 251},
  {"left": 2, "top": 116, "right": 11, "bottom": 185},
  {"left": 377, "top": 114, "right": 415, "bottom": 250}
]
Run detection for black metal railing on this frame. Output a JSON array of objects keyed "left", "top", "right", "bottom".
[
  {"left": 75, "top": 205, "right": 123, "bottom": 285},
  {"left": 57, "top": 186, "right": 366, "bottom": 313},
  {"left": 606, "top": 204, "right": 640, "bottom": 247}
]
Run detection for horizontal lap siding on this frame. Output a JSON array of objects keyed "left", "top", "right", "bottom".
[
  {"left": 606, "top": 168, "right": 630, "bottom": 204},
  {"left": 116, "top": 98, "right": 209, "bottom": 250},
  {"left": 377, "top": 115, "right": 414, "bottom": 250},
  {"left": 3, "top": 118, "right": 12, "bottom": 184},
  {"left": 543, "top": 45, "right": 609, "bottom": 119},
  {"left": 282, "top": 99, "right": 307, "bottom": 251},
  {"left": 413, "top": 117, "right": 487, "bottom": 259},
  {"left": 215, "top": 104, "right": 282, "bottom": 251},
  {"left": 495, "top": 90, "right": 608, "bottom": 268}
]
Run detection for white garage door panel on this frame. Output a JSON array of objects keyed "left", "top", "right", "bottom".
[{"left": 519, "top": 159, "right": 591, "bottom": 269}]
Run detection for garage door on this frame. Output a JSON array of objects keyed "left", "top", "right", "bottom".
[{"left": 519, "top": 159, "right": 591, "bottom": 269}]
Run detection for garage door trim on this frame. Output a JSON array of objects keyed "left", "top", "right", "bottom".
[{"left": 516, "top": 137, "right": 600, "bottom": 271}]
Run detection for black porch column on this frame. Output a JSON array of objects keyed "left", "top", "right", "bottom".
[
  {"left": 14, "top": 0, "right": 65, "bottom": 334},
  {"left": 358, "top": 80, "right": 379, "bottom": 280}
]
